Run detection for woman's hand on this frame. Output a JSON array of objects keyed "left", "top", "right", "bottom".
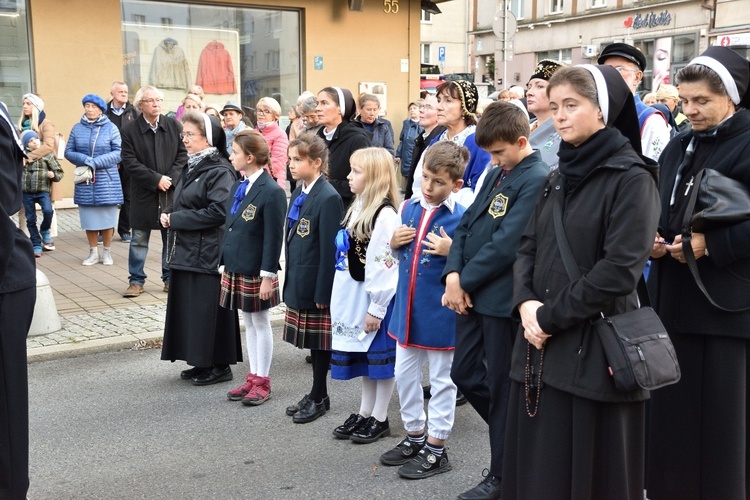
[
  {"left": 665, "top": 233, "right": 708, "bottom": 263},
  {"left": 442, "top": 272, "right": 473, "bottom": 315},
  {"left": 259, "top": 277, "right": 274, "bottom": 301},
  {"left": 160, "top": 213, "right": 170, "bottom": 228},
  {"left": 519, "top": 300, "right": 550, "bottom": 350},
  {"left": 423, "top": 226, "right": 452, "bottom": 256},
  {"left": 651, "top": 232, "right": 668, "bottom": 258},
  {"left": 363, "top": 313, "right": 381, "bottom": 334},
  {"left": 390, "top": 224, "right": 416, "bottom": 250}
]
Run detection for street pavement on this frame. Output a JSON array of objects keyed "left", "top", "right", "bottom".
[{"left": 24, "top": 208, "right": 493, "bottom": 499}]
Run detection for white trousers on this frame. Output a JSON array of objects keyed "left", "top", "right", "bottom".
[{"left": 394, "top": 344, "right": 457, "bottom": 440}]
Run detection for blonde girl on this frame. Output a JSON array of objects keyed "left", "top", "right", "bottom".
[{"left": 329, "top": 147, "right": 401, "bottom": 444}]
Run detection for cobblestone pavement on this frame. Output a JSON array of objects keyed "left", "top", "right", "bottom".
[{"left": 21, "top": 207, "right": 286, "bottom": 360}]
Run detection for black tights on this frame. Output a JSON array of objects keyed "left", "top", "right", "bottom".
[{"left": 309, "top": 349, "right": 331, "bottom": 402}]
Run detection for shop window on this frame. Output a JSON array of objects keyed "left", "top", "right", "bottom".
[
  {"left": 120, "top": 0, "right": 301, "bottom": 120},
  {"left": 0, "top": 0, "right": 33, "bottom": 119},
  {"left": 536, "top": 48, "right": 572, "bottom": 64}
]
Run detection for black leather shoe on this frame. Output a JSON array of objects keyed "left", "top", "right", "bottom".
[
  {"left": 191, "top": 366, "right": 233, "bottom": 386},
  {"left": 181, "top": 366, "right": 208, "bottom": 380},
  {"left": 457, "top": 470, "right": 502, "bottom": 500},
  {"left": 350, "top": 416, "right": 390, "bottom": 444},
  {"left": 286, "top": 394, "right": 330, "bottom": 416},
  {"left": 293, "top": 397, "right": 327, "bottom": 423},
  {"left": 332, "top": 413, "right": 367, "bottom": 439},
  {"left": 423, "top": 385, "right": 432, "bottom": 399}
]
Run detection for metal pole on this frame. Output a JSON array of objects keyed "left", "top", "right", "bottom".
[{"left": 503, "top": 0, "right": 508, "bottom": 89}]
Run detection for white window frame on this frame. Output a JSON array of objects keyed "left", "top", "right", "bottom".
[
  {"left": 590, "top": 0, "right": 606, "bottom": 8},
  {"left": 422, "top": 43, "right": 431, "bottom": 64},
  {"left": 421, "top": 10, "right": 432, "bottom": 23},
  {"left": 550, "top": 0, "right": 563, "bottom": 14},
  {"left": 509, "top": 0, "right": 525, "bottom": 20}
]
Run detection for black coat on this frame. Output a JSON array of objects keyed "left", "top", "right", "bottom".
[
  {"left": 166, "top": 151, "right": 237, "bottom": 274},
  {"left": 105, "top": 100, "right": 139, "bottom": 131},
  {"left": 648, "top": 109, "right": 750, "bottom": 338},
  {"left": 442, "top": 151, "right": 549, "bottom": 317},
  {"left": 318, "top": 121, "right": 370, "bottom": 206},
  {"left": 121, "top": 114, "right": 187, "bottom": 229},
  {"left": 221, "top": 170, "right": 287, "bottom": 275},
  {"left": 511, "top": 136, "right": 660, "bottom": 402},
  {"left": 283, "top": 176, "right": 343, "bottom": 310},
  {"left": 404, "top": 125, "right": 446, "bottom": 200}
]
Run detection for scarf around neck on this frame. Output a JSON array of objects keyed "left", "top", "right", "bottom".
[{"left": 557, "top": 127, "right": 628, "bottom": 191}]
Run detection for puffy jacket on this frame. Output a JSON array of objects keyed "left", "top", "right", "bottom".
[
  {"left": 166, "top": 150, "right": 238, "bottom": 274},
  {"left": 257, "top": 122, "right": 289, "bottom": 188},
  {"left": 357, "top": 116, "right": 395, "bottom": 156},
  {"left": 396, "top": 118, "right": 422, "bottom": 177},
  {"left": 65, "top": 114, "right": 123, "bottom": 207}
]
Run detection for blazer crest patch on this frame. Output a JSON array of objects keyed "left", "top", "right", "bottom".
[
  {"left": 242, "top": 204, "right": 257, "bottom": 221},
  {"left": 488, "top": 193, "right": 509, "bottom": 219},
  {"left": 296, "top": 218, "right": 311, "bottom": 238}
]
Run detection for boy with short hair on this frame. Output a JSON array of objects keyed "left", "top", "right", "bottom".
[
  {"left": 442, "top": 101, "right": 549, "bottom": 499},
  {"left": 380, "top": 140, "right": 469, "bottom": 479},
  {"left": 20, "top": 130, "right": 63, "bottom": 258}
]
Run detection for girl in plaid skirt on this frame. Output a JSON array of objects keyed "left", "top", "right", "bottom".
[{"left": 220, "top": 130, "right": 287, "bottom": 406}]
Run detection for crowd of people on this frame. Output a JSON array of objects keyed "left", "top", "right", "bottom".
[{"left": 2, "top": 43, "right": 749, "bottom": 500}]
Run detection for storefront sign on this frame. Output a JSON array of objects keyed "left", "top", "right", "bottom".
[
  {"left": 716, "top": 33, "right": 750, "bottom": 47},
  {"left": 623, "top": 10, "right": 671, "bottom": 30}
]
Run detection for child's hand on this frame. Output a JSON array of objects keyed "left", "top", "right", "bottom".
[
  {"left": 390, "top": 224, "right": 416, "bottom": 249},
  {"left": 259, "top": 277, "right": 274, "bottom": 301},
  {"left": 423, "top": 226, "right": 452, "bottom": 256},
  {"left": 442, "top": 272, "right": 473, "bottom": 315},
  {"left": 46, "top": 171, "right": 55, "bottom": 179},
  {"left": 363, "top": 313, "right": 381, "bottom": 334}
]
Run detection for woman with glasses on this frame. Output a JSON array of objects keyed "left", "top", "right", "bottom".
[
  {"left": 159, "top": 112, "right": 242, "bottom": 386},
  {"left": 65, "top": 94, "right": 123, "bottom": 266},
  {"left": 404, "top": 95, "right": 445, "bottom": 199},
  {"left": 254, "top": 97, "right": 289, "bottom": 189},
  {"left": 355, "top": 94, "right": 395, "bottom": 156}
]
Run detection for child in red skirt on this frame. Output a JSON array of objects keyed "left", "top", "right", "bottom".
[{"left": 220, "top": 130, "right": 287, "bottom": 405}]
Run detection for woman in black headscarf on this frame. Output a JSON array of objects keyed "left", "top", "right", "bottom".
[
  {"left": 646, "top": 46, "right": 750, "bottom": 500},
  {"left": 160, "top": 112, "right": 242, "bottom": 386},
  {"left": 502, "top": 65, "right": 660, "bottom": 499}
]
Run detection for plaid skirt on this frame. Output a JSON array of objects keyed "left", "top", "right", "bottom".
[
  {"left": 220, "top": 272, "right": 280, "bottom": 313},
  {"left": 283, "top": 306, "right": 332, "bottom": 350}
]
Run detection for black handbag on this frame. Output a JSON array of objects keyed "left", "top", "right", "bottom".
[
  {"left": 552, "top": 179, "right": 681, "bottom": 392},
  {"left": 681, "top": 168, "right": 750, "bottom": 312}
]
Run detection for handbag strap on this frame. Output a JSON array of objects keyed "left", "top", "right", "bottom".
[
  {"left": 680, "top": 169, "right": 750, "bottom": 312},
  {"left": 552, "top": 176, "right": 651, "bottom": 311}
]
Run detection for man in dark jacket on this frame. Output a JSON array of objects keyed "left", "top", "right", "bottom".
[
  {"left": 0, "top": 100, "right": 36, "bottom": 499},
  {"left": 121, "top": 85, "right": 187, "bottom": 297},
  {"left": 106, "top": 81, "right": 140, "bottom": 242}
]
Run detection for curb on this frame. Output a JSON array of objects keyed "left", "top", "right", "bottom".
[{"left": 27, "top": 315, "right": 287, "bottom": 363}]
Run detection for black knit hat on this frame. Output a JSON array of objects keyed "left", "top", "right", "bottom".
[
  {"left": 528, "top": 59, "right": 565, "bottom": 83},
  {"left": 688, "top": 46, "right": 750, "bottom": 109},
  {"left": 598, "top": 43, "right": 647, "bottom": 72}
]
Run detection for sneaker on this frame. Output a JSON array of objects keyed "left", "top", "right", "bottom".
[
  {"left": 123, "top": 283, "right": 144, "bottom": 297},
  {"left": 41, "top": 231, "right": 55, "bottom": 251},
  {"left": 120, "top": 233, "right": 132, "bottom": 242},
  {"left": 397, "top": 448, "right": 452, "bottom": 479},
  {"left": 457, "top": 469, "right": 502, "bottom": 500},
  {"left": 101, "top": 248, "right": 113, "bottom": 266},
  {"left": 380, "top": 436, "right": 424, "bottom": 466},
  {"left": 82, "top": 248, "right": 99, "bottom": 266},
  {"left": 33, "top": 246, "right": 43, "bottom": 258},
  {"left": 97, "top": 234, "right": 103, "bottom": 244},
  {"left": 242, "top": 376, "right": 271, "bottom": 406},
  {"left": 227, "top": 373, "right": 257, "bottom": 401}
]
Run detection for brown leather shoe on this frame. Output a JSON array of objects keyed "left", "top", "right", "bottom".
[
  {"left": 123, "top": 283, "right": 144, "bottom": 297},
  {"left": 163, "top": 283, "right": 169, "bottom": 293}
]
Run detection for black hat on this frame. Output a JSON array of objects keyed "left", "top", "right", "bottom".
[
  {"left": 688, "top": 46, "right": 750, "bottom": 108},
  {"left": 580, "top": 64, "right": 642, "bottom": 155},
  {"left": 528, "top": 59, "right": 565, "bottom": 83},
  {"left": 221, "top": 100, "right": 244, "bottom": 116},
  {"left": 598, "top": 43, "right": 647, "bottom": 72}
]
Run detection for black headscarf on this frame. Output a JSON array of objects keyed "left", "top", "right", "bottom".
[{"left": 688, "top": 46, "right": 750, "bottom": 109}]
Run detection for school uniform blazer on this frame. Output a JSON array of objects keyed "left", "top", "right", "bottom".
[
  {"left": 283, "top": 176, "right": 344, "bottom": 310},
  {"left": 442, "top": 151, "right": 549, "bottom": 318},
  {"left": 221, "top": 170, "right": 287, "bottom": 276}
]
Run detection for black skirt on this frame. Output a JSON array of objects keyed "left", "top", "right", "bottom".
[
  {"left": 161, "top": 269, "right": 242, "bottom": 367},
  {"left": 503, "top": 381, "right": 645, "bottom": 500}
]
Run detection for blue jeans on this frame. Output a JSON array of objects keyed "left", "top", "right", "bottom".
[
  {"left": 22, "top": 192, "right": 54, "bottom": 248},
  {"left": 127, "top": 228, "right": 169, "bottom": 286}
]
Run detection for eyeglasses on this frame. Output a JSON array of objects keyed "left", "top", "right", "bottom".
[
  {"left": 419, "top": 104, "right": 435, "bottom": 111},
  {"left": 256, "top": 108, "right": 273, "bottom": 116},
  {"left": 179, "top": 132, "right": 199, "bottom": 140},
  {"left": 614, "top": 66, "right": 638, "bottom": 74},
  {"left": 141, "top": 98, "right": 164, "bottom": 105}
]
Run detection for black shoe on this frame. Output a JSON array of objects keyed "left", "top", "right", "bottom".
[
  {"left": 423, "top": 385, "right": 432, "bottom": 399},
  {"left": 380, "top": 436, "right": 424, "bottom": 466},
  {"left": 180, "top": 366, "right": 207, "bottom": 380},
  {"left": 398, "top": 448, "right": 452, "bottom": 479},
  {"left": 457, "top": 470, "right": 501, "bottom": 500},
  {"left": 191, "top": 366, "right": 233, "bottom": 386},
  {"left": 286, "top": 394, "right": 330, "bottom": 416},
  {"left": 293, "top": 397, "right": 327, "bottom": 423},
  {"left": 456, "top": 390, "right": 468, "bottom": 407},
  {"left": 332, "top": 413, "right": 367, "bottom": 439},
  {"left": 350, "top": 416, "right": 390, "bottom": 444}
]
